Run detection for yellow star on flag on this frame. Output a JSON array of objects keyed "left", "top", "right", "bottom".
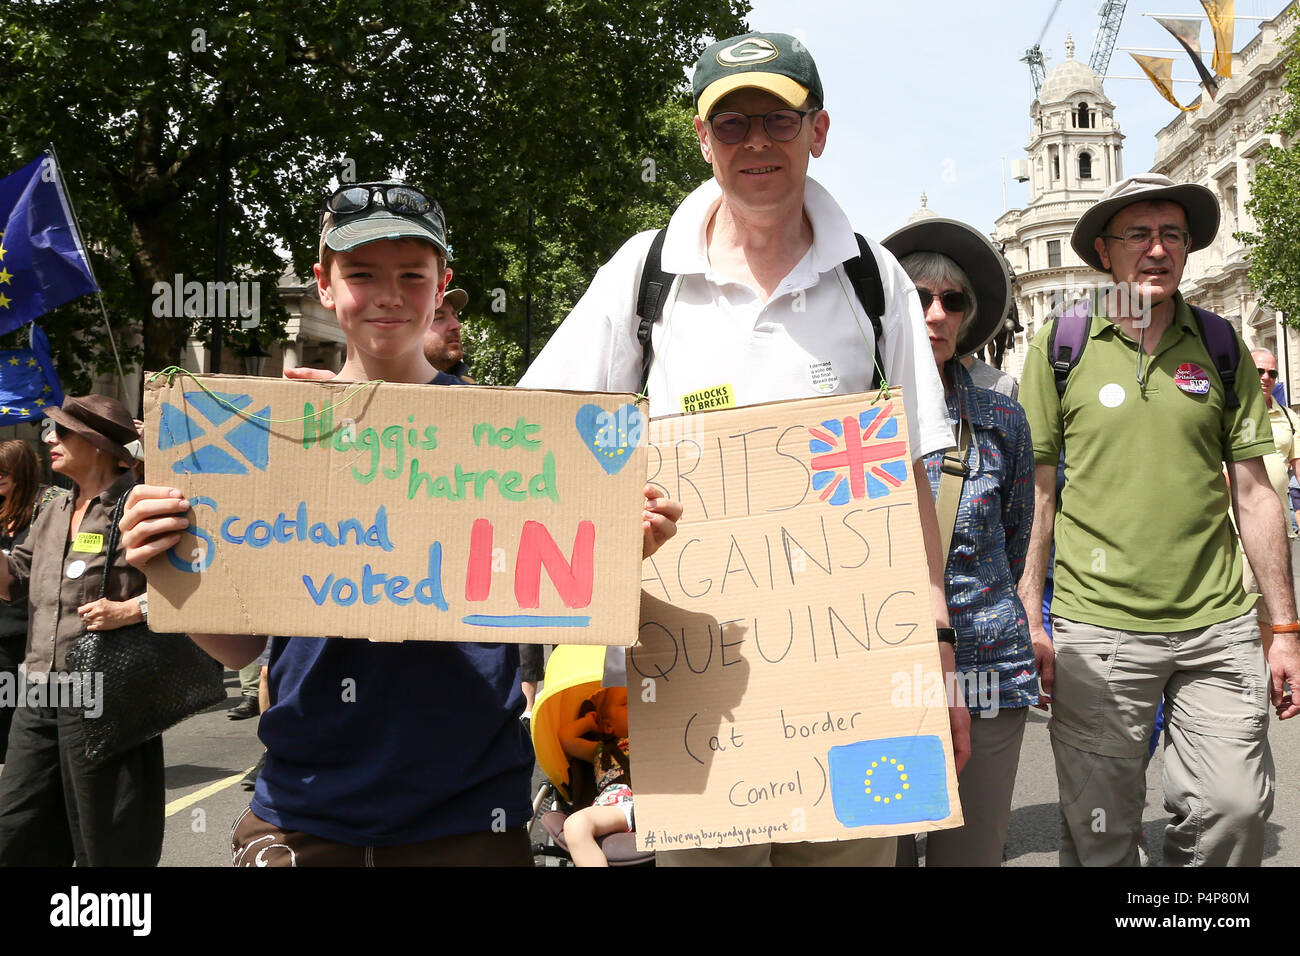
[
  {"left": 6, "top": 357, "right": 17, "bottom": 366},
  {"left": 41, "top": 385, "right": 51, "bottom": 393},
  {"left": 0, "top": 268, "right": 11, "bottom": 284},
  {"left": 34, "top": 398, "right": 45, "bottom": 407},
  {"left": 18, "top": 408, "right": 29, "bottom": 417},
  {"left": 0, "top": 408, "right": 9, "bottom": 416},
  {"left": 25, "top": 358, "right": 37, "bottom": 367},
  {"left": 0, "top": 293, "right": 10, "bottom": 310}
]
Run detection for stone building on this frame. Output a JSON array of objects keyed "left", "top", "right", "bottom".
[
  {"left": 183, "top": 270, "right": 346, "bottom": 378},
  {"left": 1150, "top": 1, "right": 1299, "bottom": 381},
  {"left": 993, "top": 36, "right": 1125, "bottom": 380},
  {"left": 995, "top": 5, "right": 1299, "bottom": 387}
]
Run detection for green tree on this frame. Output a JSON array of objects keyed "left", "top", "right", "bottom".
[
  {"left": 0, "top": 0, "right": 747, "bottom": 396},
  {"left": 1238, "top": 29, "right": 1300, "bottom": 324}
]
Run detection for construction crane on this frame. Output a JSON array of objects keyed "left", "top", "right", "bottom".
[
  {"left": 1023, "top": 0, "right": 1065, "bottom": 95},
  {"left": 1089, "top": 0, "right": 1128, "bottom": 75}
]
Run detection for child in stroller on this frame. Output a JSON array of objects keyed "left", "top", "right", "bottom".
[{"left": 558, "top": 686, "right": 631, "bottom": 867}]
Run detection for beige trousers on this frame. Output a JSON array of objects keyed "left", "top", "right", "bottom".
[{"left": 1049, "top": 610, "right": 1274, "bottom": 866}]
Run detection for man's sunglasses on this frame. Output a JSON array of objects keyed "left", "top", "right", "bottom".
[
  {"left": 916, "top": 289, "right": 969, "bottom": 314},
  {"left": 707, "top": 108, "right": 816, "bottom": 145},
  {"left": 1258, "top": 367, "right": 1280, "bottom": 379},
  {"left": 324, "top": 184, "right": 446, "bottom": 234}
]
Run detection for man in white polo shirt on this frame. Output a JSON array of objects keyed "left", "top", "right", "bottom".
[{"left": 520, "top": 31, "right": 968, "bottom": 865}]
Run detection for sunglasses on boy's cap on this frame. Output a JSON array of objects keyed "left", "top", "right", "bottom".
[{"left": 318, "top": 182, "right": 453, "bottom": 263}]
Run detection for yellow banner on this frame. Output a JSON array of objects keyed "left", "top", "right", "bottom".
[
  {"left": 1202, "top": 0, "right": 1235, "bottom": 77},
  {"left": 1131, "top": 54, "right": 1201, "bottom": 113}
]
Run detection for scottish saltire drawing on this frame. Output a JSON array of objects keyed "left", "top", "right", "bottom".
[{"left": 159, "top": 390, "right": 271, "bottom": 474}]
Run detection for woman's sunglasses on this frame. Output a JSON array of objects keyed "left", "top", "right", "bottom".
[{"left": 917, "top": 289, "right": 969, "bottom": 314}]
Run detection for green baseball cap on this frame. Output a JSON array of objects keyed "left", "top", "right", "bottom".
[{"left": 693, "top": 32, "right": 824, "bottom": 120}]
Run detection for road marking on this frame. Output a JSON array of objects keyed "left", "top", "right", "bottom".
[{"left": 165, "top": 763, "right": 260, "bottom": 817}]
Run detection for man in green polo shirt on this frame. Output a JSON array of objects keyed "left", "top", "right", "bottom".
[{"left": 1018, "top": 174, "right": 1300, "bottom": 867}]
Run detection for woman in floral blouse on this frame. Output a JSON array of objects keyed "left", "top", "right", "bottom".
[{"left": 885, "top": 218, "right": 1037, "bottom": 867}]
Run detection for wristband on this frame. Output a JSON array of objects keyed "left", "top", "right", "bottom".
[
  {"left": 936, "top": 627, "right": 957, "bottom": 646},
  {"left": 1271, "top": 622, "right": 1300, "bottom": 634}
]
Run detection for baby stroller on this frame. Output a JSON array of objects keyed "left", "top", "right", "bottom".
[{"left": 529, "top": 644, "right": 653, "bottom": 867}]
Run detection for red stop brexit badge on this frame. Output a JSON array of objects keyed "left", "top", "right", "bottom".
[{"left": 1175, "top": 363, "right": 1211, "bottom": 395}]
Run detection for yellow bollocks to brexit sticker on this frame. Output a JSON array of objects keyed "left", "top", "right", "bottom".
[
  {"left": 71, "top": 532, "right": 104, "bottom": 554},
  {"left": 680, "top": 384, "right": 735, "bottom": 414}
]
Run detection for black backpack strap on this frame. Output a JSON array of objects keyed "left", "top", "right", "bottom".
[
  {"left": 1047, "top": 299, "right": 1093, "bottom": 398},
  {"left": 634, "top": 228, "right": 672, "bottom": 395},
  {"left": 845, "top": 234, "right": 885, "bottom": 389},
  {"left": 1190, "top": 305, "right": 1242, "bottom": 410}
]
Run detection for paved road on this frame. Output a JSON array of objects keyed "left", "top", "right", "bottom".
[
  {"left": 25, "top": 538, "right": 1300, "bottom": 865},
  {"left": 152, "top": 682, "right": 1300, "bottom": 866}
]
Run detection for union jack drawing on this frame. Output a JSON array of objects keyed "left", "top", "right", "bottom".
[{"left": 808, "top": 401, "right": 909, "bottom": 506}]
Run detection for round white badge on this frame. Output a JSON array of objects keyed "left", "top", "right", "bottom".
[
  {"left": 1098, "top": 383, "right": 1126, "bottom": 408},
  {"left": 66, "top": 560, "right": 86, "bottom": 580}
]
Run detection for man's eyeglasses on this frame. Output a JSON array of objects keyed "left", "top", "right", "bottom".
[
  {"left": 324, "top": 184, "right": 446, "bottom": 235},
  {"left": 1258, "top": 367, "right": 1280, "bottom": 380},
  {"left": 916, "top": 289, "right": 969, "bottom": 314},
  {"left": 707, "top": 109, "right": 816, "bottom": 145},
  {"left": 1100, "top": 228, "right": 1191, "bottom": 254}
]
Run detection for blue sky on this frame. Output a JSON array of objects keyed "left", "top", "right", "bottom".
[{"left": 740, "top": 0, "right": 1281, "bottom": 238}]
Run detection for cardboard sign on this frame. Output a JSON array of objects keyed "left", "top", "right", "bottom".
[
  {"left": 143, "top": 373, "right": 647, "bottom": 645},
  {"left": 630, "top": 391, "right": 962, "bottom": 850}
]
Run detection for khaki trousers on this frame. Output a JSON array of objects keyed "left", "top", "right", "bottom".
[
  {"left": 1049, "top": 611, "right": 1274, "bottom": 866},
  {"left": 656, "top": 836, "right": 896, "bottom": 867}
]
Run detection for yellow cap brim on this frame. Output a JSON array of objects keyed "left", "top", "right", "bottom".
[{"left": 697, "top": 73, "right": 810, "bottom": 120}]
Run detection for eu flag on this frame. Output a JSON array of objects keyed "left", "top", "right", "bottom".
[
  {"left": 0, "top": 153, "right": 99, "bottom": 336},
  {"left": 828, "top": 735, "right": 949, "bottom": 827},
  {"left": 0, "top": 324, "right": 64, "bottom": 423}
]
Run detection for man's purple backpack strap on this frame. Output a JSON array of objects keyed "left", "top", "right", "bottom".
[{"left": 1047, "top": 298, "right": 1241, "bottom": 409}]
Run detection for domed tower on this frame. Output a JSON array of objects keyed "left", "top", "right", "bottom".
[
  {"left": 993, "top": 35, "right": 1127, "bottom": 380},
  {"left": 1027, "top": 35, "right": 1125, "bottom": 202},
  {"left": 908, "top": 192, "right": 938, "bottom": 224}
]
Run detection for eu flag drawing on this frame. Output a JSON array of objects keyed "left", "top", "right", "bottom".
[
  {"left": 0, "top": 324, "right": 64, "bottom": 423},
  {"left": 827, "top": 735, "right": 949, "bottom": 827},
  {"left": 0, "top": 153, "right": 99, "bottom": 336}
]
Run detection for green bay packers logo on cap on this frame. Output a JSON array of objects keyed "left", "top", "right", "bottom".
[{"left": 717, "top": 37, "right": 780, "bottom": 67}]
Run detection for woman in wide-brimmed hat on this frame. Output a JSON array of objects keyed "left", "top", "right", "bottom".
[
  {"left": 883, "top": 219, "right": 1038, "bottom": 867},
  {"left": 0, "top": 394, "right": 163, "bottom": 866}
]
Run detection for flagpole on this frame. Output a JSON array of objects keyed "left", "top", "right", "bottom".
[{"left": 45, "top": 146, "right": 131, "bottom": 412}]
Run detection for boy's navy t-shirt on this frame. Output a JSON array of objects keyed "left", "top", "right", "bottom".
[
  {"left": 252, "top": 636, "right": 532, "bottom": 846},
  {"left": 250, "top": 372, "right": 532, "bottom": 846}
]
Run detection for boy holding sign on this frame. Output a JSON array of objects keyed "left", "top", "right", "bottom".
[{"left": 120, "top": 183, "right": 681, "bottom": 865}]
